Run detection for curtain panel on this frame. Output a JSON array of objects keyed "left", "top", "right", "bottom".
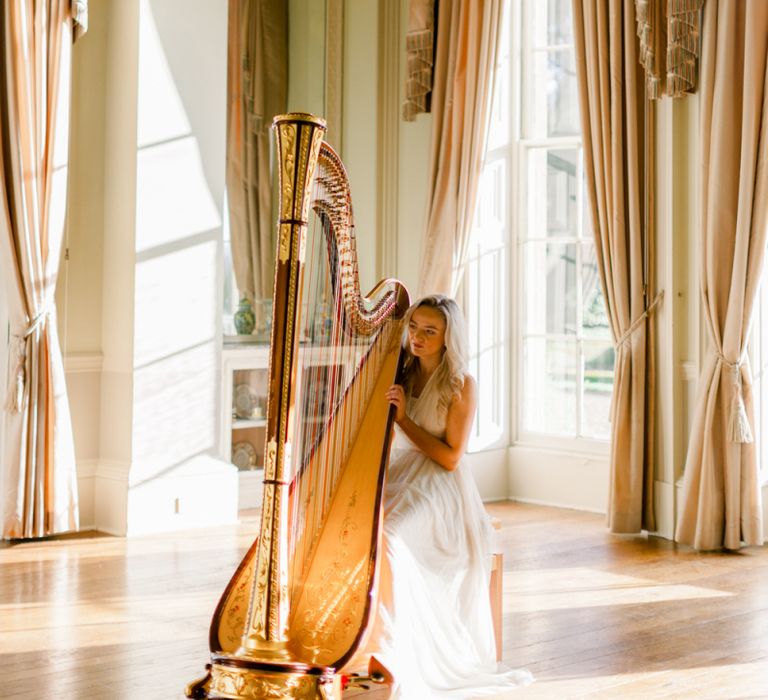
[
  {"left": 676, "top": 0, "right": 768, "bottom": 551},
  {"left": 417, "top": 0, "right": 503, "bottom": 298},
  {"left": 573, "top": 0, "right": 658, "bottom": 533},
  {"left": 226, "top": 0, "right": 287, "bottom": 312},
  {"left": 0, "top": 1, "right": 84, "bottom": 538}
]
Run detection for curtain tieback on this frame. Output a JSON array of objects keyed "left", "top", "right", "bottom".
[
  {"left": 5, "top": 305, "right": 52, "bottom": 414},
  {"left": 615, "top": 290, "right": 665, "bottom": 348},
  {"left": 717, "top": 351, "right": 753, "bottom": 444}
]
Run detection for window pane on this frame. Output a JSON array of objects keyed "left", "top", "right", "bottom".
[
  {"left": 582, "top": 168, "right": 594, "bottom": 240},
  {"left": 487, "top": 39, "right": 511, "bottom": 151},
  {"left": 523, "top": 241, "right": 577, "bottom": 335},
  {"left": 474, "top": 158, "right": 507, "bottom": 248},
  {"left": 468, "top": 243, "right": 507, "bottom": 451},
  {"left": 547, "top": 50, "right": 580, "bottom": 136},
  {"left": 581, "top": 242, "right": 611, "bottom": 341},
  {"left": 523, "top": 338, "right": 577, "bottom": 435},
  {"left": 468, "top": 156, "right": 507, "bottom": 451},
  {"left": 528, "top": 50, "right": 579, "bottom": 138},
  {"left": 582, "top": 341, "right": 615, "bottom": 439},
  {"left": 547, "top": 0, "right": 573, "bottom": 45},
  {"left": 529, "top": 0, "right": 573, "bottom": 48},
  {"left": 527, "top": 148, "right": 579, "bottom": 238}
]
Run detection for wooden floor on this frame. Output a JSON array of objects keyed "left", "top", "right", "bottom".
[{"left": 2, "top": 503, "right": 767, "bottom": 699}]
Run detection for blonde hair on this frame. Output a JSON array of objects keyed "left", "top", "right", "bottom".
[{"left": 401, "top": 295, "right": 469, "bottom": 413}]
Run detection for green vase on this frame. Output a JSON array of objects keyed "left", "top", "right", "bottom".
[{"left": 234, "top": 297, "right": 255, "bottom": 335}]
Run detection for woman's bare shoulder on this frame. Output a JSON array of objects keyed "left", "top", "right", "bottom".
[{"left": 457, "top": 374, "right": 476, "bottom": 406}]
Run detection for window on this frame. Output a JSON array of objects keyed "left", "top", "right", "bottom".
[{"left": 467, "top": 0, "right": 614, "bottom": 452}]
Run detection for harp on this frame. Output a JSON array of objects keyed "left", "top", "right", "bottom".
[{"left": 187, "top": 113, "right": 410, "bottom": 700}]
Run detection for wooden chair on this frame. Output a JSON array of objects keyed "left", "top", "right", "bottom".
[{"left": 489, "top": 516, "right": 503, "bottom": 662}]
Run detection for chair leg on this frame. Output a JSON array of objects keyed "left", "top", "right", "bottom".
[{"left": 489, "top": 552, "right": 503, "bottom": 662}]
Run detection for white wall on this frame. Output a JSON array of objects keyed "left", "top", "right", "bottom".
[
  {"left": 61, "top": 0, "right": 237, "bottom": 535},
  {"left": 395, "top": 0, "right": 431, "bottom": 295},
  {"left": 652, "top": 94, "right": 701, "bottom": 539},
  {"left": 126, "top": 0, "right": 235, "bottom": 535},
  {"left": 288, "top": 0, "right": 326, "bottom": 118},
  {"left": 342, "top": 0, "right": 379, "bottom": 294}
]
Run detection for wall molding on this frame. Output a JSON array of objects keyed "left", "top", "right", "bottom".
[
  {"left": 376, "top": 0, "right": 400, "bottom": 279},
  {"left": 651, "top": 478, "right": 675, "bottom": 540},
  {"left": 96, "top": 459, "right": 132, "bottom": 482},
  {"left": 64, "top": 352, "right": 104, "bottom": 373},
  {"left": 325, "top": 0, "right": 344, "bottom": 149},
  {"left": 76, "top": 458, "right": 99, "bottom": 479}
]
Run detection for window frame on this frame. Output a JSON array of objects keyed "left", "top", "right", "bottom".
[{"left": 468, "top": 0, "right": 611, "bottom": 457}]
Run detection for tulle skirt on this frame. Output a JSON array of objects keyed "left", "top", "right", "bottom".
[{"left": 361, "top": 447, "right": 533, "bottom": 699}]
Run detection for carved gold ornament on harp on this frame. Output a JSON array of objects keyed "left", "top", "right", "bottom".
[
  {"left": 243, "top": 115, "right": 327, "bottom": 654},
  {"left": 312, "top": 146, "right": 403, "bottom": 335}
]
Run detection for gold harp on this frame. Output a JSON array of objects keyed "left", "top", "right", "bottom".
[{"left": 187, "top": 113, "right": 410, "bottom": 699}]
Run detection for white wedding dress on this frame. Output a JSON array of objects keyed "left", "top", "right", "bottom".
[{"left": 360, "top": 374, "right": 533, "bottom": 699}]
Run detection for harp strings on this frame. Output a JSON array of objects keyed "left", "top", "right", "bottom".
[{"left": 285, "top": 159, "right": 397, "bottom": 588}]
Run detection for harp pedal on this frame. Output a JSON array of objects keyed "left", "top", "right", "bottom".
[{"left": 342, "top": 671, "right": 387, "bottom": 690}]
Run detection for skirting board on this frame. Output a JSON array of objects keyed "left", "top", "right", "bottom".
[{"left": 76, "top": 456, "right": 238, "bottom": 536}]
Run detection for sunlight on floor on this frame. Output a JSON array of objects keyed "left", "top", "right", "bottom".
[
  {"left": 0, "top": 526, "right": 256, "bottom": 564},
  {"left": 504, "top": 567, "right": 733, "bottom": 612},
  {"left": 0, "top": 592, "right": 214, "bottom": 654},
  {"left": 490, "top": 658, "right": 768, "bottom": 699}
]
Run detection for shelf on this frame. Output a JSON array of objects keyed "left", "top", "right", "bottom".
[
  {"left": 233, "top": 418, "right": 267, "bottom": 429},
  {"left": 223, "top": 334, "right": 270, "bottom": 346}
]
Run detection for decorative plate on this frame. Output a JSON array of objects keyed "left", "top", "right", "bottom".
[
  {"left": 234, "top": 383, "right": 257, "bottom": 419},
  {"left": 232, "top": 441, "right": 258, "bottom": 470}
]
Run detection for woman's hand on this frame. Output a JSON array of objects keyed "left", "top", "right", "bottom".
[
  {"left": 385, "top": 384, "right": 407, "bottom": 423},
  {"left": 388, "top": 375, "right": 477, "bottom": 472}
]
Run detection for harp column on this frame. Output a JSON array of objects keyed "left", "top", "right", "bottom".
[{"left": 239, "top": 114, "right": 327, "bottom": 655}]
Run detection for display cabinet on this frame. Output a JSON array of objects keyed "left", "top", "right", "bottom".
[
  {"left": 222, "top": 340, "right": 270, "bottom": 510},
  {"left": 222, "top": 341, "right": 367, "bottom": 510}
]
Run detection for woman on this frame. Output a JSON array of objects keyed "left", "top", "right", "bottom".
[{"left": 360, "top": 295, "right": 533, "bottom": 699}]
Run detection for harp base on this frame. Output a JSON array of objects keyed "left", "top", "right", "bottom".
[{"left": 186, "top": 655, "right": 341, "bottom": 700}]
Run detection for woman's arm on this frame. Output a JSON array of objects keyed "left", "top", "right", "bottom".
[{"left": 386, "top": 376, "right": 477, "bottom": 472}]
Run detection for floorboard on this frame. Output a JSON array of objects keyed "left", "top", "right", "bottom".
[{"left": 1, "top": 503, "right": 767, "bottom": 699}]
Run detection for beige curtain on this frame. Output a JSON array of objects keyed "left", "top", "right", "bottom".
[
  {"left": 676, "top": 1, "right": 768, "bottom": 551},
  {"left": 0, "top": 1, "right": 85, "bottom": 538},
  {"left": 573, "top": 0, "right": 658, "bottom": 533},
  {"left": 226, "top": 0, "right": 287, "bottom": 307},
  {"left": 417, "top": 0, "right": 503, "bottom": 297}
]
